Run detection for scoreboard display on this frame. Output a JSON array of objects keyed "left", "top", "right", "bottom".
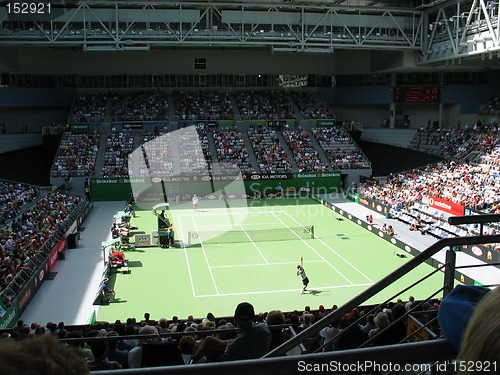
[{"left": 393, "top": 86, "right": 440, "bottom": 103}]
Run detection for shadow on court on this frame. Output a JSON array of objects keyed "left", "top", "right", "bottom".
[
  {"left": 306, "top": 290, "right": 323, "bottom": 296},
  {"left": 127, "top": 260, "right": 143, "bottom": 268}
]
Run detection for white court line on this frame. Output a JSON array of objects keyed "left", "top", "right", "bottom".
[
  {"left": 239, "top": 224, "right": 269, "bottom": 264},
  {"left": 178, "top": 216, "right": 197, "bottom": 297},
  {"left": 282, "top": 211, "right": 374, "bottom": 283},
  {"left": 194, "top": 282, "right": 374, "bottom": 298},
  {"left": 191, "top": 215, "right": 220, "bottom": 294},
  {"left": 176, "top": 210, "right": 286, "bottom": 218},
  {"left": 201, "top": 223, "right": 281, "bottom": 227},
  {"left": 210, "top": 260, "right": 324, "bottom": 269},
  {"left": 271, "top": 212, "right": 354, "bottom": 285}
]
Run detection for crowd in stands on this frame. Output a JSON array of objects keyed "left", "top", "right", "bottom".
[
  {"left": 68, "top": 89, "right": 343, "bottom": 125},
  {"left": 482, "top": 95, "right": 500, "bottom": 115},
  {"left": 102, "top": 130, "right": 135, "bottom": 178},
  {"left": 52, "top": 130, "right": 101, "bottom": 177},
  {"left": 175, "top": 90, "right": 233, "bottom": 121},
  {"left": 178, "top": 128, "right": 209, "bottom": 175},
  {"left": 248, "top": 128, "right": 292, "bottom": 173},
  {"left": 112, "top": 91, "right": 168, "bottom": 122},
  {"left": 409, "top": 121, "right": 499, "bottom": 159},
  {"left": 0, "top": 294, "right": 441, "bottom": 370},
  {"left": 70, "top": 93, "right": 108, "bottom": 123},
  {"left": 236, "top": 90, "right": 296, "bottom": 120},
  {"left": 136, "top": 131, "right": 174, "bottom": 177},
  {"left": 313, "top": 126, "right": 370, "bottom": 169},
  {"left": 360, "top": 146, "right": 500, "bottom": 214},
  {"left": 212, "top": 129, "right": 254, "bottom": 174},
  {"left": 290, "top": 91, "right": 335, "bottom": 120},
  {"left": 0, "top": 182, "right": 39, "bottom": 226},
  {"left": 282, "top": 130, "right": 329, "bottom": 172},
  {"left": 0, "top": 190, "right": 83, "bottom": 300}
]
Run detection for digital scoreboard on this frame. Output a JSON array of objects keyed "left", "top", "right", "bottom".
[{"left": 393, "top": 86, "right": 440, "bottom": 103}]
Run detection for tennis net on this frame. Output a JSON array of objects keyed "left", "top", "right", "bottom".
[{"left": 187, "top": 225, "right": 314, "bottom": 246}]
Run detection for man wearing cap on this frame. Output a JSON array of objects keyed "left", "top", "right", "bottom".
[{"left": 192, "top": 302, "right": 271, "bottom": 362}]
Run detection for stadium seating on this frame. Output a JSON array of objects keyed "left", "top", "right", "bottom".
[
  {"left": 102, "top": 130, "right": 135, "bottom": 177},
  {"left": 248, "top": 127, "right": 292, "bottom": 173},
  {"left": 174, "top": 90, "right": 234, "bottom": 121},
  {"left": 52, "top": 131, "right": 100, "bottom": 177},
  {"left": 235, "top": 90, "right": 296, "bottom": 120},
  {"left": 212, "top": 129, "right": 255, "bottom": 174},
  {"left": 0, "top": 190, "right": 84, "bottom": 302},
  {"left": 111, "top": 91, "right": 169, "bottom": 122},
  {"left": 408, "top": 122, "right": 499, "bottom": 159},
  {"left": 312, "top": 126, "right": 370, "bottom": 169},
  {"left": 0, "top": 181, "right": 39, "bottom": 226},
  {"left": 290, "top": 91, "right": 335, "bottom": 119},
  {"left": 69, "top": 93, "right": 108, "bottom": 123},
  {"left": 282, "top": 129, "right": 329, "bottom": 172}
]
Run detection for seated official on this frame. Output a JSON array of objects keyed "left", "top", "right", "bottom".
[{"left": 102, "top": 278, "right": 116, "bottom": 302}]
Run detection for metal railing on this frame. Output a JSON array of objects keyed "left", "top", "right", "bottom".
[{"left": 0, "top": 197, "right": 90, "bottom": 306}]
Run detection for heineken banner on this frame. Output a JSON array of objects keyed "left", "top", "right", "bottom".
[
  {"left": 69, "top": 123, "right": 89, "bottom": 130},
  {"left": 317, "top": 120, "right": 336, "bottom": 126}
]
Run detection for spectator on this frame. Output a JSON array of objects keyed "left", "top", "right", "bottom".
[
  {"left": 178, "top": 335, "right": 196, "bottom": 364},
  {"left": 88, "top": 339, "right": 122, "bottom": 370},
  {"left": 128, "top": 325, "right": 160, "bottom": 368},
  {"left": 266, "top": 310, "right": 286, "bottom": 351},
  {"left": 106, "top": 331, "right": 129, "bottom": 369},
  {"left": 0, "top": 334, "right": 90, "bottom": 374},
  {"left": 192, "top": 302, "right": 271, "bottom": 362},
  {"left": 65, "top": 330, "right": 94, "bottom": 361}
]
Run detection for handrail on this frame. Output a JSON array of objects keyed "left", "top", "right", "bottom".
[
  {"left": 264, "top": 233, "right": 500, "bottom": 357},
  {"left": 93, "top": 339, "right": 456, "bottom": 375}
]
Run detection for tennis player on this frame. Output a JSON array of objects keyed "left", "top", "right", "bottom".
[
  {"left": 297, "top": 256, "right": 309, "bottom": 294},
  {"left": 192, "top": 194, "right": 199, "bottom": 211}
]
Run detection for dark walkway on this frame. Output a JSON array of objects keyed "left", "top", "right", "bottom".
[{"left": 358, "top": 141, "right": 444, "bottom": 176}]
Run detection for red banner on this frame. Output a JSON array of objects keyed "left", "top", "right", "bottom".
[
  {"left": 428, "top": 196, "right": 465, "bottom": 216},
  {"left": 48, "top": 237, "right": 66, "bottom": 271}
]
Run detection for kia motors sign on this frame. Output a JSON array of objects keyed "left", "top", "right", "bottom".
[{"left": 428, "top": 196, "right": 465, "bottom": 216}]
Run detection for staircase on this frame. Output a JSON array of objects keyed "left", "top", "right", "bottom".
[
  {"left": 92, "top": 133, "right": 109, "bottom": 177},
  {"left": 287, "top": 96, "right": 302, "bottom": 120},
  {"left": 275, "top": 131, "right": 299, "bottom": 171},
  {"left": 240, "top": 132, "right": 261, "bottom": 173},
  {"left": 230, "top": 94, "right": 242, "bottom": 121},
  {"left": 307, "top": 129, "right": 331, "bottom": 168}
]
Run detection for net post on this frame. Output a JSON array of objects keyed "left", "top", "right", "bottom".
[
  {"left": 311, "top": 226, "right": 314, "bottom": 239},
  {"left": 187, "top": 231, "right": 192, "bottom": 247}
]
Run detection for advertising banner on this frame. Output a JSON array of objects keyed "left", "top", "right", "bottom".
[
  {"left": 135, "top": 234, "right": 151, "bottom": 247},
  {"left": 122, "top": 121, "right": 144, "bottom": 130},
  {"left": 0, "top": 303, "right": 19, "bottom": 329},
  {"left": 428, "top": 196, "right": 465, "bottom": 216},
  {"left": 317, "top": 120, "right": 335, "bottom": 126},
  {"left": 48, "top": 237, "right": 66, "bottom": 271}
]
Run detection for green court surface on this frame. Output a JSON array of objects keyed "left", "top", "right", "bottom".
[{"left": 97, "top": 198, "right": 443, "bottom": 322}]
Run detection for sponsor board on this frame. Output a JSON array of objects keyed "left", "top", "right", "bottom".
[{"left": 428, "top": 196, "right": 465, "bottom": 216}]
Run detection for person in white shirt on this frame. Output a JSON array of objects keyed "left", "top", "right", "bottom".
[{"left": 192, "top": 194, "right": 199, "bottom": 211}]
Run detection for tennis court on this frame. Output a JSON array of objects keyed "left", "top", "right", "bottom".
[{"left": 96, "top": 198, "right": 444, "bottom": 322}]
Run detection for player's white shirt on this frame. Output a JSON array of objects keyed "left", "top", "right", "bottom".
[
  {"left": 192, "top": 196, "right": 199, "bottom": 204},
  {"left": 298, "top": 267, "right": 307, "bottom": 280}
]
